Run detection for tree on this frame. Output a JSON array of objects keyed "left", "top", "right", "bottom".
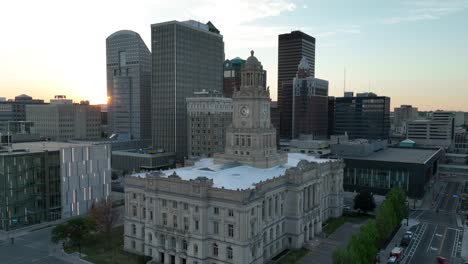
[
  {"left": 353, "top": 189, "right": 376, "bottom": 213},
  {"left": 51, "top": 217, "right": 95, "bottom": 255},
  {"left": 376, "top": 201, "right": 397, "bottom": 241},
  {"left": 387, "top": 188, "right": 407, "bottom": 223},
  {"left": 89, "top": 199, "right": 119, "bottom": 236}
]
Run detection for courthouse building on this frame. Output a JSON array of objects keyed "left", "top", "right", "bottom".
[{"left": 123, "top": 51, "right": 344, "bottom": 264}]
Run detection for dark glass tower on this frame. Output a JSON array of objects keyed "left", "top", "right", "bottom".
[
  {"left": 277, "top": 31, "right": 316, "bottom": 139},
  {"left": 151, "top": 20, "right": 224, "bottom": 162},
  {"left": 334, "top": 93, "right": 390, "bottom": 140},
  {"left": 106, "top": 30, "right": 151, "bottom": 142}
]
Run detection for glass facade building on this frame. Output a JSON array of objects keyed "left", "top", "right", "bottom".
[
  {"left": 0, "top": 150, "right": 61, "bottom": 231},
  {"left": 106, "top": 30, "right": 152, "bottom": 142},
  {"left": 334, "top": 94, "right": 390, "bottom": 140},
  {"left": 151, "top": 21, "right": 224, "bottom": 162}
]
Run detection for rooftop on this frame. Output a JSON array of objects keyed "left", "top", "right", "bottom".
[
  {"left": 342, "top": 147, "right": 441, "bottom": 164},
  {"left": 5, "top": 141, "right": 93, "bottom": 153},
  {"left": 131, "top": 153, "right": 333, "bottom": 190}
]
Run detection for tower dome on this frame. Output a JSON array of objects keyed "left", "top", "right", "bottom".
[{"left": 244, "top": 50, "right": 263, "bottom": 70}]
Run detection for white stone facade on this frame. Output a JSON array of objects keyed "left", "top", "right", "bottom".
[{"left": 123, "top": 158, "right": 344, "bottom": 264}]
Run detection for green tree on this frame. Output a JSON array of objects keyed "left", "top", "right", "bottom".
[
  {"left": 353, "top": 189, "right": 376, "bottom": 213},
  {"left": 376, "top": 200, "right": 397, "bottom": 241},
  {"left": 387, "top": 188, "right": 407, "bottom": 223},
  {"left": 51, "top": 217, "right": 96, "bottom": 255}
]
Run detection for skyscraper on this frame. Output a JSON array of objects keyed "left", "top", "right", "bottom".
[
  {"left": 291, "top": 57, "right": 329, "bottom": 139},
  {"left": 334, "top": 92, "right": 390, "bottom": 140},
  {"left": 278, "top": 31, "right": 316, "bottom": 139},
  {"left": 106, "top": 30, "right": 151, "bottom": 142},
  {"left": 151, "top": 20, "right": 224, "bottom": 162},
  {"left": 223, "top": 57, "right": 245, "bottom": 98}
]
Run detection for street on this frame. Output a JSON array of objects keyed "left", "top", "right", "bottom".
[
  {"left": 0, "top": 227, "right": 65, "bottom": 264},
  {"left": 404, "top": 181, "right": 465, "bottom": 264}
]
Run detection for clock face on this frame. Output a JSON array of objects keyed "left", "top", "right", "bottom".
[{"left": 240, "top": 106, "right": 250, "bottom": 117}]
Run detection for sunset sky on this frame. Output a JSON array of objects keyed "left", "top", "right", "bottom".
[{"left": 1, "top": 0, "right": 467, "bottom": 111}]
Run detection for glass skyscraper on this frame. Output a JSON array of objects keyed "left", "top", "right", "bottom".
[
  {"left": 151, "top": 20, "right": 224, "bottom": 162},
  {"left": 106, "top": 30, "right": 151, "bottom": 142}
]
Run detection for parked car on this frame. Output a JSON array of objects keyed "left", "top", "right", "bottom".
[
  {"left": 436, "top": 256, "right": 450, "bottom": 264},
  {"left": 405, "top": 230, "right": 413, "bottom": 239},
  {"left": 400, "top": 233, "right": 412, "bottom": 247},
  {"left": 390, "top": 247, "right": 405, "bottom": 262},
  {"left": 387, "top": 256, "right": 399, "bottom": 264}
]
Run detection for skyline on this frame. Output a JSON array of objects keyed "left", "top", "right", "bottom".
[{"left": 1, "top": 0, "right": 468, "bottom": 111}]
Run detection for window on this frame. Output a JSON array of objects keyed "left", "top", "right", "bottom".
[
  {"left": 173, "top": 201, "right": 178, "bottom": 208},
  {"left": 131, "top": 240, "right": 136, "bottom": 249},
  {"left": 262, "top": 201, "right": 265, "bottom": 220},
  {"left": 143, "top": 207, "right": 146, "bottom": 219},
  {"left": 173, "top": 215, "right": 178, "bottom": 228},
  {"left": 184, "top": 217, "right": 189, "bottom": 230},
  {"left": 251, "top": 222, "right": 255, "bottom": 237},
  {"left": 162, "top": 213, "right": 167, "bottom": 225},
  {"left": 270, "top": 228, "right": 273, "bottom": 241},
  {"left": 162, "top": 199, "right": 167, "bottom": 207},
  {"left": 275, "top": 196, "right": 278, "bottom": 215},
  {"left": 150, "top": 211, "right": 153, "bottom": 221},
  {"left": 195, "top": 206, "right": 199, "bottom": 213},
  {"left": 133, "top": 193, "right": 137, "bottom": 199},
  {"left": 282, "top": 222, "right": 285, "bottom": 234},
  {"left": 194, "top": 244, "right": 198, "bottom": 255},
  {"left": 160, "top": 235, "right": 165, "bottom": 247},
  {"left": 276, "top": 225, "right": 280, "bottom": 237},
  {"left": 251, "top": 207, "right": 255, "bottom": 216},
  {"left": 252, "top": 244, "right": 256, "bottom": 257},
  {"left": 148, "top": 233, "right": 153, "bottom": 244},
  {"left": 228, "top": 224, "right": 234, "bottom": 237},
  {"left": 268, "top": 198, "right": 272, "bottom": 217},
  {"left": 213, "top": 221, "right": 219, "bottom": 234},
  {"left": 228, "top": 209, "right": 234, "bottom": 217},
  {"left": 195, "top": 220, "right": 199, "bottom": 231},
  {"left": 184, "top": 203, "right": 188, "bottom": 210},
  {"left": 213, "top": 243, "right": 218, "bottom": 256},
  {"left": 183, "top": 240, "right": 188, "bottom": 251},
  {"left": 227, "top": 246, "right": 233, "bottom": 260},
  {"left": 131, "top": 224, "right": 136, "bottom": 235},
  {"left": 171, "top": 237, "right": 176, "bottom": 248},
  {"left": 132, "top": 206, "right": 137, "bottom": 217},
  {"left": 214, "top": 207, "right": 219, "bottom": 215}
]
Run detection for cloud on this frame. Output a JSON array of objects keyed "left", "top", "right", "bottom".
[{"left": 382, "top": 0, "right": 468, "bottom": 24}]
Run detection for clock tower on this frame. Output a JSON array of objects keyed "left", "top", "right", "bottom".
[{"left": 215, "top": 51, "right": 287, "bottom": 168}]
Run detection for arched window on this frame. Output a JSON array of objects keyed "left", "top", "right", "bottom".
[{"left": 213, "top": 243, "right": 218, "bottom": 256}]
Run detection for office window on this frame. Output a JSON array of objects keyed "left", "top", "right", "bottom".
[
  {"left": 184, "top": 203, "right": 188, "bottom": 210},
  {"left": 171, "top": 237, "right": 176, "bottom": 248},
  {"left": 162, "top": 199, "right": 167, "bottom": 207},
  {"left": 132, "top": 205, "right": 137, "bottom": 217},
  {"left": 131, "top": 224, "right": 136, "bottom": 235},
  {"left": 213, "top": 221, "right": 219, "bottom": 234},
  {"left": 213, "top": 243, "right": 218, "bottom": 256},
  {"left": 173, "top": 201, "right": 178, "bottom": 209},
  {"left": 173, "top": 215, "right": 178, "bottom": 228},
  {"left": 228, "top": 224, "right": 234, "bottom": 237},
  {"left": 228, "top": 209, "right": 234, "bottom": 217},
  {"left": 183, "top": 240, "right": 188, "bottom": 251},
  {"left": 214, "top": 207, "right": 219, "bottom": 215},
  {"left": 195, "top": 220, "right": 199, "bottom": 231},
  {"left": 194, "top": 244, "right": 199, "bottom": 255},
  {"left": 184, "top": 217, "right": 189, "bottom": 230}
]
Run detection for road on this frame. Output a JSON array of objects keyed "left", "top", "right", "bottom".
[
  {"left": 404, "top": 181, "right": 465, "bottom": 264},
  {"left": 0, "top": 227, "right": 66, "bottom": 264}
]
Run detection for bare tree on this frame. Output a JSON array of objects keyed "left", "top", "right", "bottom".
[{"left": 89, "top": 199, "right": 118, "bottom": 235}]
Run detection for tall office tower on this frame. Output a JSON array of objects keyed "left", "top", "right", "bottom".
[
  {"left": 327, "top": 97, "right": 336, "bottom": 137},
  {"left": 334, "top": 93, "right": 390, "bottom": 140},
  {"left": 186, "top": 90, "right": 233, "bottom": 158},
  {"left": 394, "top": 105, "right": 418, "bottom": 134},
  {"left": 278, "top": 31, "right": 316, "bottom": 139},
  {"left": 106, "top": 30, "right": 151, "bottom": 142},
  {"left": 151, "top": 20, "right": 224, "bottom": 162},
  {"left": 291, "top": 57, "right": 329, "bottom": 139}
]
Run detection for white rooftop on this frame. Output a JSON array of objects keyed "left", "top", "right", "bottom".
[{"left": 132, "top": 153, "right": 333, "bottom": 190}]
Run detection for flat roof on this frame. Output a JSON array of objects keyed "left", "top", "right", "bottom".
[
  {"left": 131, "top": 153, "right": 334, "bottom": 190},
  {"left": 8, "top": 141, "right": 93, "bottom": 152},
  {"left": 342, "top": 147, "right": 441, "bottom": 164}
]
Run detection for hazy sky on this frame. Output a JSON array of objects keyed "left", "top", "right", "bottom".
[{"left": 1, "top": 0, "right": 467, "bottom": 111}]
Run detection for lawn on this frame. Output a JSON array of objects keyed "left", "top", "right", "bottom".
[
  {"left": 64, "top": 226, "right": 151, "bottom": 264},
  {"left": 322, "top": 213, "right": 373, "bottom": 237},
  {"left": 276, "top": 248, "right": 309, "bottom": 264}
]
